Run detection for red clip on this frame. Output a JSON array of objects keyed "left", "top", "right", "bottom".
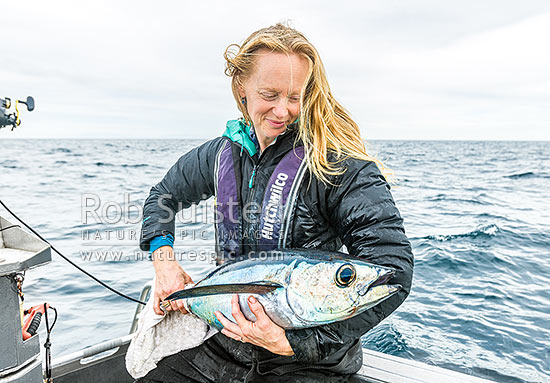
[{"left": 22, "top": 303, "right": 49, "bottom": 340}]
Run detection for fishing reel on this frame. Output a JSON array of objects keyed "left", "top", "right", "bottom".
[{"left": 0, "top": 96, "right": 35, "bottom": 130}]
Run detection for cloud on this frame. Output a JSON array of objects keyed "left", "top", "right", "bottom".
[
  {"left": 1, "top": 1, "right": 549, "bottom": 139},
  {"left": 335, "top": 13, "right": 550, "bottom": 140}
]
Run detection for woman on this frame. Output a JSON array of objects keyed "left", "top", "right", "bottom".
[{"left": 138, "top": 23, "right": 413, "bottom": 382}]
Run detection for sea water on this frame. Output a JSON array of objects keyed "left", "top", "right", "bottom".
[{"left": 0, "top": 139, "right": 548, "bottom": 383}]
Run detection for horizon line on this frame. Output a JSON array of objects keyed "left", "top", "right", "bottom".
[{"left": 1, "top": 137, "right": 549, "bottom": 142}]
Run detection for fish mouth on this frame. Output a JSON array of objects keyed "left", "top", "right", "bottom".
[
  {"left": 347, "top": 268, "right": 401, "bottom": 317},
  {"left": 357, "top": 269, "right": 396, "bottom": 296}
]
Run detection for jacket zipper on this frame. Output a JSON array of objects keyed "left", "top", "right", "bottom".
[
  {"left": 248, "top": 166, "right": 257, "bottom": 189},
  {"left": 245, "top": 144, "right": 273, "bottom": 203},
  {"left": 246, "top": 135, "right": 281, "bottom": 189}
]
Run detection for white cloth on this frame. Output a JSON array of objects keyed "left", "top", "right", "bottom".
[{"left": 125, "top": 279, "right": 218, "bottom": 379}]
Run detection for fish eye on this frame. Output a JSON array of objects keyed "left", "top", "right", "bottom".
[{"left": 335, "top": 263, "right": 356, "bottom": 287}]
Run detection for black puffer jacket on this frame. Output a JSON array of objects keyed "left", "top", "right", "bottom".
[{"left": 140, "top": 124, "right": 414, "bottom": 373}]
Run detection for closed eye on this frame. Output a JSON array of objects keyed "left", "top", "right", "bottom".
[
  {"left": 288, "top": 96, "right": 300, "bottom": 103},
  {"left": 259, "top": 92, "right": 277, "bottom": 100}
]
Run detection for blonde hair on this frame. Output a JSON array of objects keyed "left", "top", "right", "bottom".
[{"left": 224, "top": 23, "right": 390, "bottom": 183}]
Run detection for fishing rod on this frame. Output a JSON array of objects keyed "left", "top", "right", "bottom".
[{"left": 0, "top": 95, "right": 34, "bottom": 130}]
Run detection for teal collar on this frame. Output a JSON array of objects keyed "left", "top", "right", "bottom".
[{"left": 223, "top": 119, "right": 258, "bottom": 157}]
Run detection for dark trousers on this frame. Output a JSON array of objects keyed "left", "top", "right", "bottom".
[{"left": 134, "top": 334, "right": 363, "bottom": 383}]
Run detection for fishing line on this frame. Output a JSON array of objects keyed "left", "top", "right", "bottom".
[{"left": 0, "top": 199, "right": 146, "bottom": 305}]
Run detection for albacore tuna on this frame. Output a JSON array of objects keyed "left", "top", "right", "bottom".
[{"left": 163, "top": 249, "right": 400, "bottom": 329}]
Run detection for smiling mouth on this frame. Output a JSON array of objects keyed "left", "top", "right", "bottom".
[{"left": 266, "top": 119, "right": 286, "bottom": 127}]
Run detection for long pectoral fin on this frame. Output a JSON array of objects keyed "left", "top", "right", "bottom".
[{"left": 163, "top": 282, "right": 283, "bottom": 302}]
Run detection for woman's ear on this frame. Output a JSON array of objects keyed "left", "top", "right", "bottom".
[{"left": 238, "top": 85, "right": 246, "bottom": 100}]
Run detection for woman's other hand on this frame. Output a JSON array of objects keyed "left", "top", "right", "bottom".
[
  {"left": 152, "top": 246, "right": 194, "bottom": 315},
  {"left": 215, "top": 294, "right": 295, "bottom": 356}
]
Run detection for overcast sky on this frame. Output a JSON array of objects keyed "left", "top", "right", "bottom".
[{"left": 2, "top": 1, "right": 549, "bottom": 140}]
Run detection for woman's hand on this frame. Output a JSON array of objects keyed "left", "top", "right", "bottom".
[
  {"left": 152, "top": 246, "right": 194, "bottom": 315},
  {"left": 215, "top": 294, "right": 295, "bottom": 356}
]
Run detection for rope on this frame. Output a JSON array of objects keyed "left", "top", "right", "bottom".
[
  {"left": 0, "top": 199, "right": 146, "bottom": 305},
  {"left": 43, "top": 303, "right": 57, "bottom": 383}
]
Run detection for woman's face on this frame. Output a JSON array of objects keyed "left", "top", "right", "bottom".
[{"left": 239, "top": 50, "right": 309, "bottom": 151}]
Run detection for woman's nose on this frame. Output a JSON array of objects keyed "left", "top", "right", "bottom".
[{"left": 272, "top": 99, "right": 289, "bottom": 119}]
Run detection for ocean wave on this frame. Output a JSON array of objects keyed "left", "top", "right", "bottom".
[
  {"left": 505, "top": 172, "right": 550, "bottom": 179},
  {"left": 424, "top": 224, "right": 499, "bottom": 242},
  {"left": 92, "top": 162, "right": 148, "bottom": 168},
  {"left": 121, "top": 164, "right": 148, "bottom": 168},
  {"left": 0, "top": 159, "right": 19, "bottom": 169},
  {"left": 425, "top": 193, "right": 489, "bottom": 205},
  {"left": 54, "top": 147, "right": 72, "bottom": 153},
  {"left": 362, "top": 323, "right": 410, "bottom": 356}
]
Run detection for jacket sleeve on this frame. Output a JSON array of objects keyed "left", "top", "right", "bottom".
[
  {"left": 139, "top": 138, "right": 222, "bottom": 251},
  {"left": 285, "top": 159, "right": 414, "bottom": 363}
]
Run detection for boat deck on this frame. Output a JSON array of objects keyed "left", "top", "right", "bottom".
[
  {"left": 358, "top": 349, "right": 495, "bottom": 383},
  {"left": 51, "top": 336, "right": 495, "bottom": 383}
]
